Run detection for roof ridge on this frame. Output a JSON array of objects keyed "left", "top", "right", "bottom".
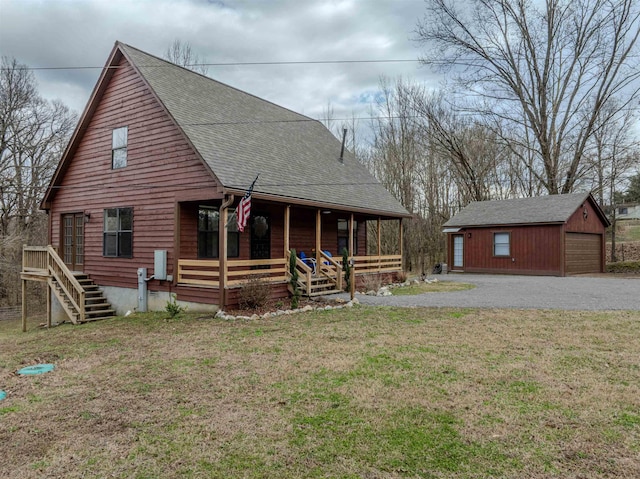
[{"left": 116, "top": 41, "right": 317, "bottom": 125}]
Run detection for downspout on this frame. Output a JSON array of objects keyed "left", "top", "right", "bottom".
[{"left": 219, "top": 194, "right": 234, "bottom": 309}]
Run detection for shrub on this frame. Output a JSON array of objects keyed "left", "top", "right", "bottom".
[
  {"left": 165, "top": 294, "right": 186, "bottom": 318},
  {"left": 342, "top": 248, "right": 351, "bottom": 291},
  {"left": 606, "top": 261, "right": 640, "bottom": 274},
  {"left": 238, "top": 276, "right": 270, "bottom": 310},
  {"left": 362, "top": 274, "right": 382, "bottom": 293},
  {"left": 396, "top": 271, "right": 408, "bottom": 283}
]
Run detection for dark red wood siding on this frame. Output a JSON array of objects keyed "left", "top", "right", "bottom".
[
  {"left": 447, "top": 197, "right": 608, "bottom": 276},
  {"left": 49, "top": 56, "right": 220, "bottom": 293},
  {"left": 449, "top": 224, "right": 563, "bottom": 276}
]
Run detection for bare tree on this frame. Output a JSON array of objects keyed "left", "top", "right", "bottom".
[
  {"left": 416, "top": 0, "right": 640, "bottom": 194},
  {"left": 583, "top": 102, "right": 639, "bottom": 261},
  {"left": 0, "top": 56, "right": 76, "bottom": 306},
  {"left": 164, "top": 39, "right": 209, "bottom": 75}
]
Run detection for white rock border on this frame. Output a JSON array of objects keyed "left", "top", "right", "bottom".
[
  {"left": 355, "top": 276, "right": 440, "bottom": 297},
  {"left": 214, "top": 297, "right": 360, "bottom": 321}
]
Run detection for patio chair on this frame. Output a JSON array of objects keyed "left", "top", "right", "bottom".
[
  {"left": 299, "top": 251, "right": 316, "bottom": 274},
  {"left": 322, "top": 250, "right": 333, "bottom": 265}
]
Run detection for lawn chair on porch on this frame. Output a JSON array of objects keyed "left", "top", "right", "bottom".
[{"left": 299, "top": 251, "right": 317, "bottom": 275}]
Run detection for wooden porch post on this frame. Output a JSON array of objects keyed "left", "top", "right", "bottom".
[
  {"left": 219, "top": 201, "right": 229, "bottom": 308},
  {"left": 315, "top": 209, "right": 321, "bottom": 265},
  {"left": 46, "top": 283, "right": 51, "bottom": 328},
  {"left": 398, "top": 218, "right": 403, "bottom": 269},
  {"left": 173, "top": 202, "right": 180, "bottom": 287},
  {"left": 284, "top": 205, "right": 290, "bottom": 257},
  {"left": 348, "top": 214, "right": 354, "bottom": 257},
  {"left": 377, "top": 217, "right": 381, "bottom": 272},
  {"left": 21, "top": 279, "right": 27, "bottom": 332}
]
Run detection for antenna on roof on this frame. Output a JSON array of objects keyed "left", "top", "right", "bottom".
[{"left": 339, "top": 128, "right": 347, "bottom": 164}]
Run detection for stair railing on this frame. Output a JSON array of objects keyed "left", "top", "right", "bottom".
[
  {"left": 318, "top": 251, "right": 342, "bottom": 290},
  {"left": 46, "top": 245, "right": 86, "bottom": 322}
]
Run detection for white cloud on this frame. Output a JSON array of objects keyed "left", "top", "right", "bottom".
[{"left": 0, "top": 0, "right": 439, "bottom": 122}]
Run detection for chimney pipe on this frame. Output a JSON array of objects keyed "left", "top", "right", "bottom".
[{"left": 339, "top": 128, "right": 347, "bottom": 163}]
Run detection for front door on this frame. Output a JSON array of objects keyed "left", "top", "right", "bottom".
[
  {"left": 250, "top": 213, "right": 270, "bottom": 269},
  {"left": 453, "top": 234, "right": 463, "bottom": 269},
  {"left": 62, "top": 213, "right": 84, "bottom": 271}
]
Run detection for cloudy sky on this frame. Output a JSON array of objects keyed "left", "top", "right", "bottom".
[{"left": 0, "top": 0, "right": 439, "bottom": 128}]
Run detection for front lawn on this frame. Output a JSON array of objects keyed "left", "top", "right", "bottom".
[
  {"left": 1, "top": 307, "right": 639, "bottom": 478},
  {"left": 391, "top": 281, "right": 475, "bottom": 295}
]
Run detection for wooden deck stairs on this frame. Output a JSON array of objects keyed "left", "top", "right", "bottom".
[
  {"left": 290, "top": 251, "right": 344, "bottom": 297},
  {"left": 72, "top": 274, "right": 115, "bottom": 322},
  {"left": 22, "top": 246, "right": 115, "bottom": 326}
]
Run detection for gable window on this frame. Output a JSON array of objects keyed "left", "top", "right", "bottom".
[
  {"left": 103, "top": 208, "right": 132, "bottom": 257},
  {"left": 198, "top": 206, "right": 239, "bottom": 258},
  {"left": 493, "top": 232, "right": 510, "bottom": 257},
  {"left": 112, "top": 126, "right": 128, "bottom": 169},
  {"left": 337, "top": 219, "right": 358, "bottom": 255}
]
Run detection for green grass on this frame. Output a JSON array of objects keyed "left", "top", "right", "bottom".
[
  {"left": 1, "top": 307, "right": 639, "bottom": 478},
  {"left": 615, "top": 221, "right": 640, "bottom": 241},
  {"left": 606, "top": 260, "right": 640, "bottom": 273},
  {"left": 391, "top": 281, "right": 475, "bottom": 295}
]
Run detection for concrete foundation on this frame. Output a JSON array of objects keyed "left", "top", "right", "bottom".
[
  {"left": 50, "top": 285, "right": 218, "bottom": 322},
  {"left": 101, "top": 285, "right": 219, "bottom": 315}
]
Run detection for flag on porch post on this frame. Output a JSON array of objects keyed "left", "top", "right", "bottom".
[{"left": 237, "top": 175, "right": 258, "bottom": 232}]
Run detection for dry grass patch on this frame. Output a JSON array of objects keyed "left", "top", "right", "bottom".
[
  {"left": 391, "top": 281, "right": 475, "bottom": 295},
  {"left": 1, "top": 308, "right": 639, "bottom": 478}
]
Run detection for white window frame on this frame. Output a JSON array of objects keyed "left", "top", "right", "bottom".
[
  {"left": 493, "top": 232, "right": 510, "bottom": 257},
  {"left": 112, "top": 126, "right": 128, "bottom": 169}
]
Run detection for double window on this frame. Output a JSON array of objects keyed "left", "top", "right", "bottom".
[
  {"left": 112, "top": 126, "right": 128, "bottom": 169},
  {"left": 493, "top": 232, "right": 510, "bottom": 257},
  {"left": 337, "top": 219, "right": 357, "bottom": 255},
  {"left": 198, "top": 206, "right": 239, "bottom": 258},
  {"left": 103, "top": 208, "right": 133, "bottom": 257}
]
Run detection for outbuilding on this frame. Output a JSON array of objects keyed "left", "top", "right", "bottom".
[{"left": 443, "top": 193, "right": 610, "bottom": 276}]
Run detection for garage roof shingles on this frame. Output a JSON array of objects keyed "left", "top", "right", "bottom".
[{"left": 444, "top": 193, "right": 593, "bottom": 227}]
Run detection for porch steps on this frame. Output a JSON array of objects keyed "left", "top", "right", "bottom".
[
  {"left": 300, "top": 275, "right": 343, "bottom": 297},
  {"left": 74, "top": 274, "right": 116, "bottom": 322},
  {"left": 50, "top": 274, "right": 115, "bottom": 324}
]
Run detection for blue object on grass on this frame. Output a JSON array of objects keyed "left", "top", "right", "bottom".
[
  {"left": 17, "top": 364, "right": 55, "bottom": 375},
  {"left": 0, "top": 390, "right": 6, "bottom": 401}
]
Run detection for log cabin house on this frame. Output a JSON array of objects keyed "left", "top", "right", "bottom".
[
  {"left": 442, "top": 193, "right": 610, "bottom": 276},
  {"left": 21, "top": 42, "right": 409, "bottom": 327}
]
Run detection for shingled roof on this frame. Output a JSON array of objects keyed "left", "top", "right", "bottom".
[
  {"left": 443, "top": 192, "right": 609, "bottom": 227},
  {"left": 109, "top": 43, "right": 408, "bottom": 217}
]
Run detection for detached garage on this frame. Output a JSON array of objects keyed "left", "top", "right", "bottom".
[{"left": 443, "top": 193, "right": 610, "bottom": 276}]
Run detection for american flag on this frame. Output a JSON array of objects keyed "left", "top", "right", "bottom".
[{"left": 237, "top": 175, "right": 258, "bottom": 232}]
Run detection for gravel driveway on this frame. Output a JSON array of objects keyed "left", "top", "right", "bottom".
[{"left": 342, "top": 274, "right": 640, "bottom": 311}]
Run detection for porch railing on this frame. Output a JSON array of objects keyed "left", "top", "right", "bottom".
[
  {"left": 177, "top": 258, "right": 288, "bottom": 287},
  {"left": 227, "top": 258, "right": 288, "bottom": 286},
  {"left": 336, "top": 254, "right": 403, "bottom": 274},
  {"left": 177, "top": 259, "right": 220, "bottom": 287},
  {"left": 318, "top": 250, "right": 342, "bottom": 290},
  {"left": 178, "top": 254, "right": 402, "bottom": 290},
  {"left": 22, "top": 245, "right": 86, "bottom": 323},
  {"left": 46, "top": 245, "right": 86, "bottom": 323},
  {"left": 22, "top": 246, "right": 49, "bottom": 275}
]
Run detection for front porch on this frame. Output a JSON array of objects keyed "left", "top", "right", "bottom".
[
  {"left": 175, "top": 199, "right": 404, "bottom": 306},
  {"left": 177, "top": 252, "right": 403, "bottom": 298}
]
